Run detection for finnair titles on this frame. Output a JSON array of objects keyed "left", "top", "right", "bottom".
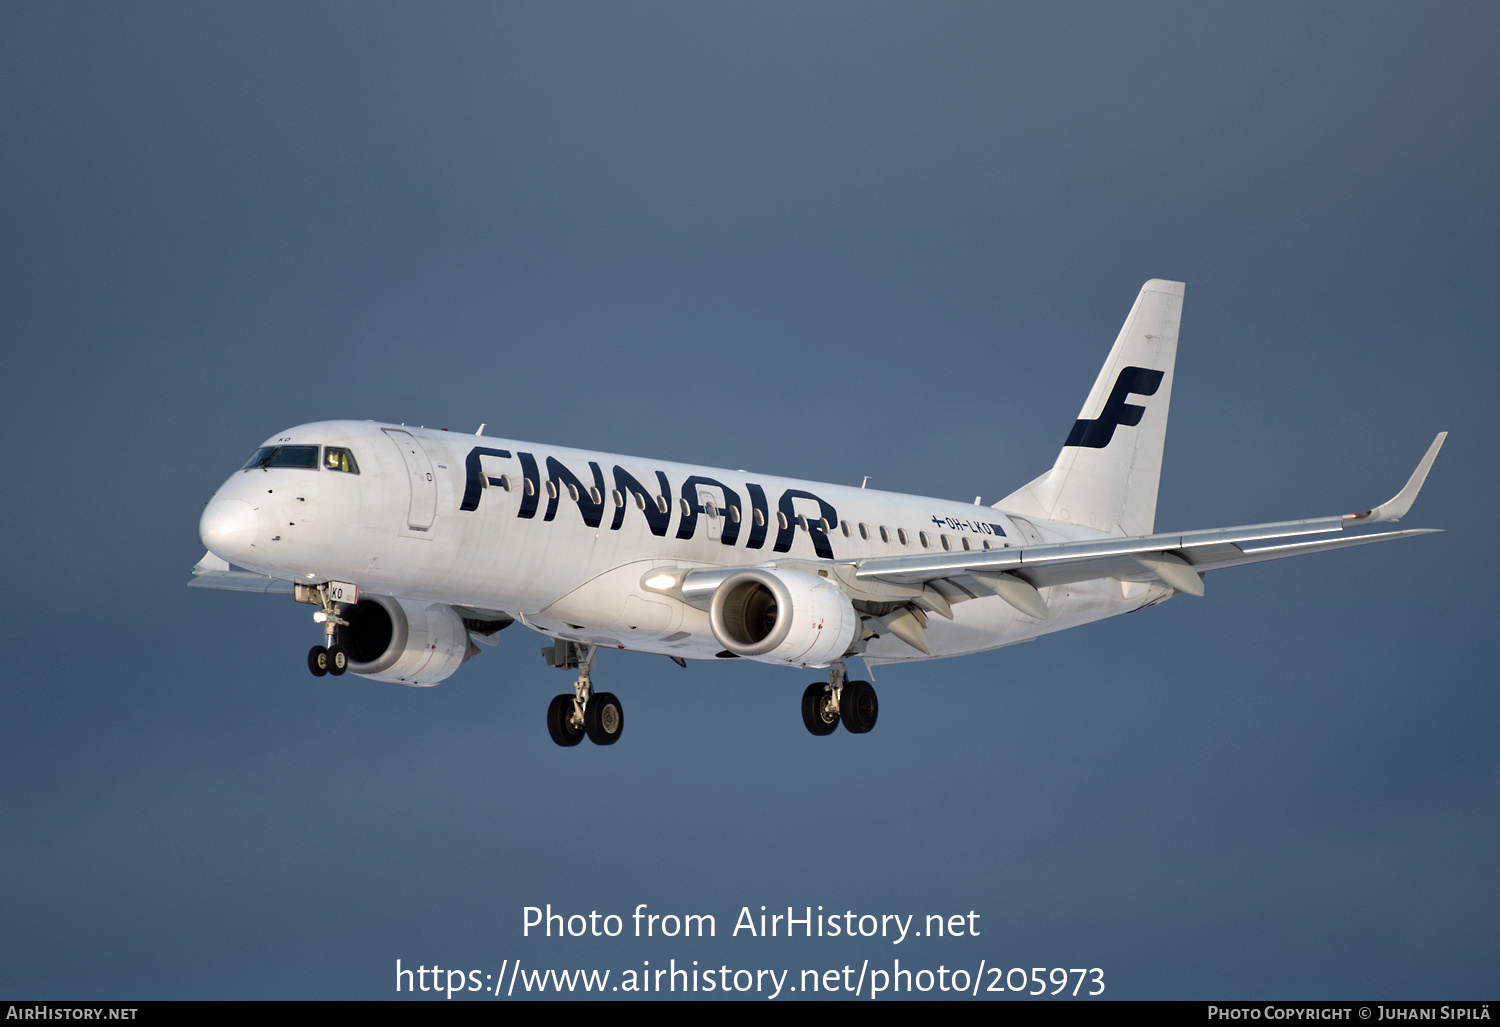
[{"left": 192, "top": 281, "right": 1446, "bottom": 746}]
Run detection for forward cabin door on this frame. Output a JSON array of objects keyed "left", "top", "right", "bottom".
[
  {"left": 382, "top": 429, "right": 437, "bottom": 538},
  {"left": 699, "top": 487, "right": 723, "bottom": 541}
]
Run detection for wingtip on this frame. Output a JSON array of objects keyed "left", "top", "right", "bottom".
[{"left": 1344, "top": 432, "right": 1447, "bottom": 524}]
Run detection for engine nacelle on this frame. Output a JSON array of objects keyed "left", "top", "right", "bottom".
[
  {"left": 709, "top": 568, "right": 859, "bottom": 668},
  {"left": 335, "top": 595, "right": 472, "bottom": 687}
]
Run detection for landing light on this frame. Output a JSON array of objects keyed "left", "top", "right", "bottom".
[
  {"left": 312, "top": 611, "right": 328, "bottom": 623},
  {"left": 644, "top": 573, "right": 677, "bottom": 591}
]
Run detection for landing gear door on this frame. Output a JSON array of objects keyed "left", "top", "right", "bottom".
[{"left": 382, "top": 429, "right": 438, "bottom": 538}]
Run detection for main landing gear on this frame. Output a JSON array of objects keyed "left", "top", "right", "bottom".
[
  {"left": 802, "top": 659, "right": 878, "bottom": 736},
  {"left": 544, "top": 641, "right": 624, "bottom": 748},
  {"left": 300, "top": 582, "right": 348, "bottom": 678}
]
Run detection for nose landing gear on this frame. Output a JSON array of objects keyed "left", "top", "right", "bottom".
[
  {"left": 802, "top": 659, "right": 877, "bottom": 736},
  {"left": 299, "top": 583, "right": 349, "bottom": 678},
  {"left": 308, "top": 644, "right": 348, "bottom": 677},
  {"left": 544, "top": 641, "right": 624, "bottom": 747}
]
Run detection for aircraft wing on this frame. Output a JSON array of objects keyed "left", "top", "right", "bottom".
[
  {"left": 186, "top": 551, "right": 295, "bottom": 593},
  {"left": 851, "top": 433, "right": 1446, "bottom": 609}
]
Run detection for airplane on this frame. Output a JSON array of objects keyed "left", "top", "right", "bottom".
[{"left": 190, "top": 280, "right": 1446, "bottom": 747}]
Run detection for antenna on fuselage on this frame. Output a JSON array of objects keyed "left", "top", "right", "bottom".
[
  {"left": 861, "top": 476, "right": 870, "bottom": 489},
  {"left": 476, "top": 424, "right": 486, "bottom": 435}
]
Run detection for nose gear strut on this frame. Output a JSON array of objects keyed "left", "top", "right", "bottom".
[{"left": 297, "top": 582, "right": 349, "bottom": 677}]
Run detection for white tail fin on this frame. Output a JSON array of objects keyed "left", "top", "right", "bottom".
[{"left": 998, "top": 280, "right": 1184, "bottom": 537}]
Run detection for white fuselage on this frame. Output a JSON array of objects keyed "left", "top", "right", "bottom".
[{"left": 200, "top": 420, "right": 1171, "bottom": 668}]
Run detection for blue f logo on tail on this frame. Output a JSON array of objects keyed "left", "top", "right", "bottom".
[{"left": 1064, "top": 366, "right": 1165, "bottom": 449}]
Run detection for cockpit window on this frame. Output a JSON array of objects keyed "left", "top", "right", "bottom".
[
  {"left": 242, "top": 445, "right": 320, "bottom": 470},
  {"left": 323, "top": 447, "right": 360, "bottom": 474}
]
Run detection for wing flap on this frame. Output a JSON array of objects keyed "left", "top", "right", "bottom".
[{"left": 1188, "top": 529, "right": 1440, "bottom": 572}]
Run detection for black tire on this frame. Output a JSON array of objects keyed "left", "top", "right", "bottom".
[
  {"left": 327, "top": 645, "right": 348, "bottom": 676},
  {"left": 840, "top": 680, "right": 878, "bottom": 734},
  {"left": 801, "top": 682, "right": 839, "bottom": 736},
  {"left": 547, "top": 694, "right": 585, "bottom": 747},
  {"left": 308, "top": 645, "right": 329, "bottom": 677},
  {"left": 584, "top": 692, "right": 624, "bottom": 746}
]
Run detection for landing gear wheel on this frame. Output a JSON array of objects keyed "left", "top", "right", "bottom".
[
  {"left": 308, "top": 645, "right": 329, "bottom": 677},
  {"left": 801, "top": 682, "right": 840, "bottom": 736},
  {"left": 584, "top": 692, "right": 624, "bottom": 746},
  {"left": 547, "top": 693, "right": 585, "bottom": 747},
  {"left": 327, "top": 645, "right": 348, "bottom": 676},
  {"left": 840, "top": 680, "right": 878, "bottom": 734}
]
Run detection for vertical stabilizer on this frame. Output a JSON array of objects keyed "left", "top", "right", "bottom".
[{"left": 998, "top": 280, "right": 1183, "bottom": 537}]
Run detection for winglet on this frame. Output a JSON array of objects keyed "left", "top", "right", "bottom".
[
  {"left": 192, "top": 550, "right": 232, "bottom": 575},
  {"left": 1344, "top": 432, "right": 1447, "bottom": 524}
]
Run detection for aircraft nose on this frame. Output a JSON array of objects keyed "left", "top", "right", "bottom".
[{"left": 200, "top": 497, "right": 258, "bottom": 561}]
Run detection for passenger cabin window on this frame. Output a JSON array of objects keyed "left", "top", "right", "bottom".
[
  {"left": 879, "top": 526, "right": 890, "bottom": 543},
  {"left": 840, "top": 520, "right": 851, "bottom": 537},
  {"left": 323, "top": 447, "right": 360, "bottom": 474},
  {"left": 918, "top": 531, "right": 930, "bottom": 548},
  {"left": 859, "top": 523, "right": 870, "bottom": 540},
  {"left": 941, "top": 534, "right": 952, "bottom": 551},
  {"left": 897, "top": 528, "right": 910, "bottom": 545},
  {"left": 243, "top": 445, "right": 320, "bottom": 471}
]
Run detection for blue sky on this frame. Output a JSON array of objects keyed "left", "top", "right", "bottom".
[{"left": 2, "top": 2, "right": 1496, "bottom": 998}]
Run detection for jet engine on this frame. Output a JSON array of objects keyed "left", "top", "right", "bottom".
[
  {"left": 709, "top": 568, "right": 859, "bottom": 667},
  {"left": 335, "top": 595, "right": 473, "bottom": 687}
]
